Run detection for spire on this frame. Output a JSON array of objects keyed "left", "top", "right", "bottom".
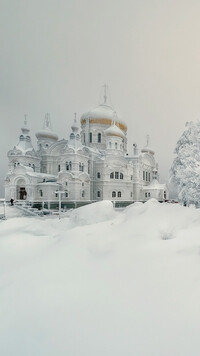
[
  {"left": 103, "top": 84, "right": 108, "bottom": 104},
  {"left": 21, "top": 114, "right": 30, "bottom": 135},
  {"left": 24, "top": 114, "right": 27, "bottom": 127},
  {"left": 146, "top": 134, "right": 150, "bottom": 147},
  {"left": 71, "top": 112, "right": 79, "bottom": 133},
  {"left": 99, "top": 84, "right": 113, "bottom": 107},
  {"left": 44, "top": 113, "right": 52, "bottom": 130}
]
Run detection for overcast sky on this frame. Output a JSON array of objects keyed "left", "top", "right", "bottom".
[{"left": 1, "top": 0, "right": 200, "bottom": 197}]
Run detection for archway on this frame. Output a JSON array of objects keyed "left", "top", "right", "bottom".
[{"left": 16, "top": 179, "right": 27, "bottom": 200}]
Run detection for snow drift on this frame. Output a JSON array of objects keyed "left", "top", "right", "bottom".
[{"left": 0, "top": 200, "right": 200, "bottom": 356}]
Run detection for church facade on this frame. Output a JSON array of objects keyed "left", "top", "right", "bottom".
[{"left": 5, "top": 93, "right": 168, "bottom": 207}]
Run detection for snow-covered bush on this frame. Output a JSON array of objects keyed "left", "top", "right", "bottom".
[{"left": 171, "top": 121, "right": 200, "bottom": 207}]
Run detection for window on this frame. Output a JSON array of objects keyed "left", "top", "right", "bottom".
[
  {"left": 97, "top": 172, "right": 101, "bottom": 178},
  {"left": 79, "top": 163, "right": 84, "bottom": 172},
  {"left": 58, "top": 164, "right": 61, "bottom": 172},
  {"left": 82, "top": 190, "right": 85, "bottom": 198},
  {"left": 115, "top": 172, "right": 119, "bottom": 179},
  {"left": 110, "top": 172, "right": 114, "bottom": 179},
  {"left": 120, "top": 173, "right": 123, "bottom": 180},
  {"left": 83, "top": 133, "right": 85, "bottom": 143},
  {"left": 164, "top": 191, "right": 166, "bottom": 199},
  {"left": 55, "top": 191, "right": 58, "bottom": 197},
  {"left": 39, "top": 190, "right": 43, "bottom": 197},
  {"left": 112, "top": 191, "right": 116, "bottom": 198},
  {"left": 69, "top": 161, "right": 72, "bottom": 170},
  {"left": 148, "top": 192, "right": 151, "bottom": 197},
  {"left": 32, "top": 164, "right": 35, "bottom": 171},
  {"left": 97, "top": 191, "right": 101, "bottom": 198},
  {"left": 146, "top": 172, "right": 148, "bottom": 181},
  {"left": 131, "top": 175, "right": 133, "bottom": 181},
  {"left": 145, "top": 192, "right": 148, "bottom": 197},
  {"left": 118, "top": 191, "right": 121, "bottom": 198},
  {"left": 115, "top": 142, "right": 118, "bottom": 149},
  {"left": 149, "top": 172, "right": 150, "bottom": 182},
  {"left": 66, "top": 162, "right": 70, "bottom": 170},
  {"left": 109, "top": 142, "right": 112, "bottom": 148},
  {"left": 89, "top": 132, "right": 92, "bottom": 143},
  {"left": 65, "top": 191, "right": 68, "bottom": 198},
  {"left": 130, "top": 192, "right": 133, "bottom": 198},
  {"left": 65, "top": 182, "right": 68, "bottom": 186},
  {"left": 98, "top": 133, "right": 101, "bottom": 143},
  {"left": 143, "top": 171, "right": 145, "bottom": 180},
  {"left": 82, "top": 182, "right": 84, "bottom": 187}
]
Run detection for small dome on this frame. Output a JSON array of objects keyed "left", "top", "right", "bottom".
[
  {"left": 141, "top": 135, "right": 155, "bottom": 155},
  {"left": 35, "top": 129, "right": 58, "bottom": 141},
  {"left": 105, "top": 123, "right": 125, "bottom": 139},
  {"left": 36, "top": 114, "right": 58, "bottom": 141}
]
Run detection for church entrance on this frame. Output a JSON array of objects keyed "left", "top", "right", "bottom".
[
  {"left": 16, "top": 179, "right": 27, "bottom": 200},
  {"left": 19, "top": 187, "right": 27, "bottom": 200}
]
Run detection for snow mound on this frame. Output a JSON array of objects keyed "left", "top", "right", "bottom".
[{"left": 69, "top": 200, "right": 116, "bottom": 226}]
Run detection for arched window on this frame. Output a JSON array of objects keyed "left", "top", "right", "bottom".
[
  {"left": 89, "top": 132, "right": 92, "bottom": 143},
  {"left": 66, "top": 162, "right": 69, "bottom": 170},
  {"left": 69, "top": 161, "right": 72, "bottom": 170},
  {"left": 98, "top": 133, "right": 101, "bottom": 143},
  {"left": 118, "top": 191, "right": 121, "bottom": 198},
  {"left": 97, "top": 172, "right": 101, "bottom": 178},
  {"left": 115, "top": 142, "right": 118, "bottom": 149},
  {"left": 65, "top": 191, "right": 68, "bottom": 198},
  {"left": 79, "top": 163, "right": 84, "bottom": 172},
  {"left": 115, "top": 172, "right": 119, "bottom": 179},
  {"left": 39, "top": 190, "right": 43, "bottom": 197},
  {"left": 110, "top": 172, "right": 114, "bottom": 179},
  {"left": 109, "top": 142, "right": 112, "bottom": 148},
  {"left": 112, "top": 191, "right": 116, "bottom": 198},
  {"left": 120, "top": 173, "right": 123, "bottom": 179}
]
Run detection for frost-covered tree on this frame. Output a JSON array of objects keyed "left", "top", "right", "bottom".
[{"left": 171, "top": 121, "right": 200, "bottom": 207}]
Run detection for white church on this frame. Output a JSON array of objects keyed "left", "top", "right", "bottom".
[{"left": 5, "top": 89, "right": 168, "bottom": 209}]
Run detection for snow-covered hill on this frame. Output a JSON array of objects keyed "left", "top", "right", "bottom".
[{"left": 1, "top": 200, "right": 200, "bottom": 356}]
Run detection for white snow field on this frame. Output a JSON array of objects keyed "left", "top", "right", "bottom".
[{"left": 1, "top": 200, "right": 200, "bottom": 356}]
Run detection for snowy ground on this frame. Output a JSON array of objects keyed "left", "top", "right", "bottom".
[{"left": 1, "top": 200, "right": 200, "bottom": 356}]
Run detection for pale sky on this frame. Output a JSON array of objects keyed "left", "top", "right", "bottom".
[{"left": 1, "top": 0, "right": 200, "bottom": 197}]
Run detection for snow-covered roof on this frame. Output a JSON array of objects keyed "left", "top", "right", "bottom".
[
  {"left": 81, "top": 103, "right": 117, "bottom": 120},
  {"left": 35, "top": 129, "right": 58, "bottom": 141},
  {"left": 143, "top": 179, "right": 166, "bottom": 190},
  {"left": 104, "top": 123, "right": 125, "bottom": 138}
]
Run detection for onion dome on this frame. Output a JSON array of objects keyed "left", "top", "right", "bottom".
[
  {"left": 141, "top": 135, "right": 155, "bottom": 155},
  {"left": 15, "top": 116, "right": 34, "bottom": 153},
  {"left": 36, "top": 114, "right": 58, "bottom": 141},
  {"left": 81, "top": 85, "right": 127, "bottom": 133},
  {"left": 105, "top": 122, "right": 125, "bottom": 139}
]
